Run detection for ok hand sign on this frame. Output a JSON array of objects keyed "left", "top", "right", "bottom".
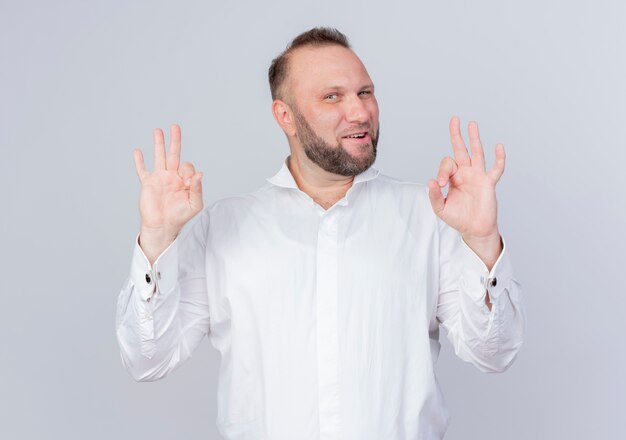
[
  {"left": 427, "top": 117, "right": 504, "bottom": 268},
  {"left": 133, "top": 125, "right": 203, "bottom": 264}
]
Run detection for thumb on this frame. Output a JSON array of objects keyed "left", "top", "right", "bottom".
[{"left": 427, "top": 179, "right": 445, "bottom": 216}]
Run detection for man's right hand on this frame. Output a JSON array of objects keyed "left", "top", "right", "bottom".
[{"left": 133, "top": 124, "right": 203, "bottom": 265}]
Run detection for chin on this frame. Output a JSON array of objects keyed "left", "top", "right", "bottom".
[{"left": 344, "top": 142, "right": 373, "bottom": 157}]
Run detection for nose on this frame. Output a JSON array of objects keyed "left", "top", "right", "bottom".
[{"left": 344, "top": 94, "right": 370, "bottom": 124}]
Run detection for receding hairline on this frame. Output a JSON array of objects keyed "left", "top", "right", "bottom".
[
  {"left": 277, "top": 44, "right": 358, "bottom": 102},
  {"left": 268, "top": 27, "right": 352, "bottom": 101}
]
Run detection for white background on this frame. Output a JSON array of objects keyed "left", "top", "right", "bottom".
[{"left": 1, "top": 0, "right": 624, "bottom": 438}]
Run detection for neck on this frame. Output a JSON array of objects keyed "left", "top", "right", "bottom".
[{"left": 287, "top": 151, "right": 354, "bottom": 210}]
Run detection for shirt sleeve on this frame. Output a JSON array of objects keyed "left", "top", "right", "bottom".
[
  {"left": 436, "top": 220, "right": 526, "bottom": 373},
  {"left": 115, "top": 209, "right": 211, "bottom": 381}
]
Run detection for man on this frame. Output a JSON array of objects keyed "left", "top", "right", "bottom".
[{"left": 117, "top": 27, "right": 525, "bottom": 440}]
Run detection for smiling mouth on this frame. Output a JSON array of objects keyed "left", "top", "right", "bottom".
[{"left": 342, "top": 132, "right": 368, "bottom": 139}]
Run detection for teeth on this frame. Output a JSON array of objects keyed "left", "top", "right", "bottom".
[{"left": 347, "top": 133, "right": 365, "bottom": 138}]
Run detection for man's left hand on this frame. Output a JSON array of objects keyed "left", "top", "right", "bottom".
[{"left": 427, "top": 116, "right": 505, "bottom": 269}]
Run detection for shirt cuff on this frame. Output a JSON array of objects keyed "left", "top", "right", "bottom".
[
  {"left": 130, "top": 234, "right": 179, "bottom": 302},
  {"left": 457, "top": 236, "right": 514, "bottom": 304}
]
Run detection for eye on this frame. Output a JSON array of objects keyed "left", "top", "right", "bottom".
[
  {"left": 359, "top": 90, "right": 373, "bottom": 97},
  {"left": 324, "top": 93, "right": 338, "bottom": 100}
]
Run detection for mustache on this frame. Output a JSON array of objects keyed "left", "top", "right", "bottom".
[{"left": 339, "top": 123, "right": 377, "bottom": 137}]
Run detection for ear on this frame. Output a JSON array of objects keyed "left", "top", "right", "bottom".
[{"left": 272, "top": 99, "right": 297, "bottom": 137}]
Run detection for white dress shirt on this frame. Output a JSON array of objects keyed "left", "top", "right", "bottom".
[{"left": 116, "top": 160, "right": 526, "bottom": 440}]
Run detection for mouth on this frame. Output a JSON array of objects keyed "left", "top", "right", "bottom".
[{"left": 341, "top": 131, "right": 370, "bottom": 142}]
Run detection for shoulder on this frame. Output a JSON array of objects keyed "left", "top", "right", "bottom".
[
  {"left": 368, "top": 172, "right": 431, "bottom": 206},
  {"left": 369, "top": 172, "right": 440, "bottom": 226},
  {"left": 362, "top": 172, "right": 440, "bottom": 241},
  {"left": 204, "top": 182, "right": 278, "bottom": 220}
]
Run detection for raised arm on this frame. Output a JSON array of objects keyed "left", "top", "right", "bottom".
[
  {"left": 431, "top": 117, "right": 525, "bottom": 372},
  {"left": 117, "top": 125, "right": 210, "bottom": 381}
]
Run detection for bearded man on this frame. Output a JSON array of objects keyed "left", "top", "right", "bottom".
[{"left": 117, "top": 27, "right": 526, "bottom": 440}]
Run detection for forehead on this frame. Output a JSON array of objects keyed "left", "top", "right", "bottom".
[{"left": 286, "top": 45, "right": 373, "bottom": 96}]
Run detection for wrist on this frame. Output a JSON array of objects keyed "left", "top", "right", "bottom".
[
  {"left": 139, "top": 226, "right": 178, "bottom": 265},
  {"left": 461, "top": 230, "right": 502, "bottom": 271}
]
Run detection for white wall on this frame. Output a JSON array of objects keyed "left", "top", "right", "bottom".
[{"left": 1, "top": 0, "right": 624, "bottom": 438}]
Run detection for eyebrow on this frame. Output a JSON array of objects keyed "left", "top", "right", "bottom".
[{"left": 321, "top": 84, "right": 375, "bottom": 92}]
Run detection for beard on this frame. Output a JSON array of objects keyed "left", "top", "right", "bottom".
[{"left": 293, "top": 108, "right": 379, "bottom": 177}]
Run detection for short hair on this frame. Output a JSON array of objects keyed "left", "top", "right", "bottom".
[{"left": 268, "top": 27, "right": 351, "bottom": 101}]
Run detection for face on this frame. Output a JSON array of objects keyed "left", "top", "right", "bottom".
[{"left": 284, "top": 45, "right": 380, "bottom": 176}]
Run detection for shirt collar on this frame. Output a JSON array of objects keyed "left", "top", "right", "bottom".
[{"left": 266, "top": 156, "right": 380, "bottom": 189}]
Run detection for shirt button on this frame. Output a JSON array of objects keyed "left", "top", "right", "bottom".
[
  {"left": 145, "top": 273, "right": 152, "bottom": 284},
  {"left": 490, "top": 277, "right": 497, "bottom": 287}
]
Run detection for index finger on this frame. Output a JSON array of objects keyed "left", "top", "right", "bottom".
[
  {"left": 449, "top": 116, "right": 471, "bottom": 166},
  {"left": 166, "top": 124, "right": 181, "bottom": 171}
]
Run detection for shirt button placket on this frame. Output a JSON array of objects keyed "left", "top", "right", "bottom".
[{"left": 316, "top": 212, "right": 340, "bottom": 439}]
